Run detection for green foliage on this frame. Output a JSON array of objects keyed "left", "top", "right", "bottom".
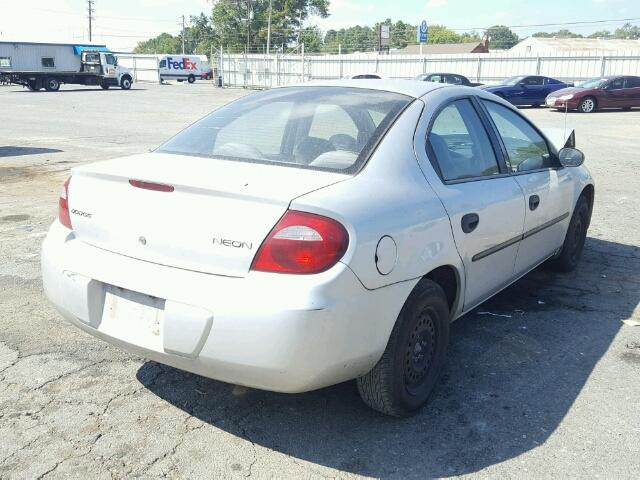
[
  {"left": 211, "top": 0, "right": 329, "bottom": 52},
  {"left": 533, "top": 29, "right": 583, "bottom": 38},
  {"left": 486, "top": 25, "right": 519, "bottom": 49},
  {"left": 133, "top": 33, "right": 182, "bottom": 54}
]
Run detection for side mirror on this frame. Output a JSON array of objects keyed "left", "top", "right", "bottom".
[{"left": 558, "top": 147, "right": 585, "bottom": 167}]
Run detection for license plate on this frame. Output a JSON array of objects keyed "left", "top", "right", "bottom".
[{"left": 100, "top": 285, "right": 165, "bottom": 351}]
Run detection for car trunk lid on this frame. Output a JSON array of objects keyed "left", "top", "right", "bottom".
[{"left": 68, "top": 152, "right": 348, "bottom": 277}]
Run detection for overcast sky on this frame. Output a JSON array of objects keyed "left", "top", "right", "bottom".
[{"left": 0, "top": 0, "right": 638, "bottom": 51}]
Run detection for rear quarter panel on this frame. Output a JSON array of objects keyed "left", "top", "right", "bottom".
[{"left": 291, "top": 99, "right": 465, "bottom": 307}]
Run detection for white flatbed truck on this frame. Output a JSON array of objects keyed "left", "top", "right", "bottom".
[{"left": 0, "top": 41, "right": 133, "bottom": 92}]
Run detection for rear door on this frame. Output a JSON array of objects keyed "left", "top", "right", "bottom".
[
  {"left": 623, "top": 76, "right": 640, "bottom": 107},
  {"left": 424, "top": 98, "right": 526, "bottom": 310},
  {"left": 480, "top": 100, "right": 574, "bottom": 275}
]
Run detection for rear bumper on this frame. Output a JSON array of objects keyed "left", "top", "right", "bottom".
[{"left": 42, "top": 221, "right": 414, "bottom": 392}]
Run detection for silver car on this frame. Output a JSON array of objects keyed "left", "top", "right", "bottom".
[{"left": 42, "top": 80, "right": 594, "bottom": 416}]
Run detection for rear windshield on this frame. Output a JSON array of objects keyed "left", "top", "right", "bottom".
[{"left": 157, "top": 87, "right": 412, "bottom": 174}]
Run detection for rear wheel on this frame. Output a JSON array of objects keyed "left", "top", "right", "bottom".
[
  {"left": 578, "top": 96, "right": 596, "bottom": 113},
  {"left": 357, "top": 279, "right": 450, "bottom": 417},
  {"left": 26, "top": 80, "right": 39, "bottom": 91},
  {"left": 622, "top": 106, "right": 632, "bottom": 111},
  {"left": 548, "top": 195, "right": 590, "bottom": 272},
  {"left": 100, "top": 81, "right": 110, "bottom": 90},
  {"left": 44, "top": 77, "right": 60, "bottom": 92},
  {"left": 188, "top": 74, "right": 196, "bottom": 84}
]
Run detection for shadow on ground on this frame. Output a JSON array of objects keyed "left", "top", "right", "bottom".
[
  {"left": 11, "top": 87, "right": 146, "bottom": 93},
  {"left": 138, "top": 237, "right": 639, "bottom": 478},
  {"left": 0, "top": 146, "right": 62, "bottom": 157}
]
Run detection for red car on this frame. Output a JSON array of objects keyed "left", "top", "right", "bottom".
[{"left": 545, "top": 75, "right": 640, "bottom": 113}]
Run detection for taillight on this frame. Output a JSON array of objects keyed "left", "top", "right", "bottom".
[
  {"left": 251, "top": 210, "right": 349, "bottom": 274},
  {"left": 58, "top": 176, "right": 72, "bottom": 229}
]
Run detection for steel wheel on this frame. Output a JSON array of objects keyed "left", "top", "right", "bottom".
[{"left": 404, "top": 311, "right": 437, "bottom": 395}]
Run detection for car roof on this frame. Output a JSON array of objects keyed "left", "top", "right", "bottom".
[{"left": 278, "top": 79, "right": 449, "bottom": 99}]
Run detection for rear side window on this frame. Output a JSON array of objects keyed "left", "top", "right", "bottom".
[
  {"left": 625, "top": 77, "right": 640, "bottom": 88},
  {"left": 427, "top": 99, "right": 500, "bottom": 181},
  {"left": 41, "top": 57, "right": 55, "bottom": 68},
  {"left": 482, "top": 101, "right": 552, "bottom": 172},
  {"left": 0, "top": 57, "right": 11, "bottom": 68},
  {"left": 158, "top": 87, "right": 411, "bottom": 173}
]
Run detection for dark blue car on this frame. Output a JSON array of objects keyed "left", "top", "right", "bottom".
[{"left": 481, "top": 75, "right": 572, "bottom": 106}]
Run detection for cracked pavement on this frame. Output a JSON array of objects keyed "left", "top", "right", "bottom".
[{"left": 1, "top": 83, "right": 639, "bottom": 479}]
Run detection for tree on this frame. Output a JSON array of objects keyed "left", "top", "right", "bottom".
[
  {"left": 613, "top": 23, "right": 640, "bottom": 39},
  {"left": 210, "top": 0, "right": 330, "bottom": 52},
  {"left": 300, "top": 26, "right": 323, "bottom": 52},
  {"left": 186, "top": 13, "right": 218, "bottom": 55},
  {"left": 533, "top": 29, "right": 583, "bottom": 38},
  {"left": 486, "top": 25, "right": 519, "bottom": 49},
  {"left": 427, "top": 24, "right": 464, "bottom": 44},
  {"left": 133, "top": 33, "right": 182, "bottom": 54}
]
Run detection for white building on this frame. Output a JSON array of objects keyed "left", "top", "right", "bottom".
[{"left": 509, "top": 37, "right": 640, "bottom": 55}]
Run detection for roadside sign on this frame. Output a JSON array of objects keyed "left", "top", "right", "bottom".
[
  {"left": 379, "top": 25, "right": 390, "bottom": 53},
  {"left": 417, "top": 20, "right": 428, "bottom": 43}
]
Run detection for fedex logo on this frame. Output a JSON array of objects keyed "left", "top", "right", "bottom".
[{"left": 166, "top": 57, "right": 197, "bottom": 70}]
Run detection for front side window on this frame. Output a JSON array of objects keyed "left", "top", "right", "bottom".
[
  {"left": 158, "top": 87, "right": 411, "bottom": 173},
  {"left": 429, "top": 75, "right": 443, "bottom": 83},
  {"left": 608, "top": 78, "right": 624, "bottom": 90},
  {"left": 523, "top": 76, "right": 544, "bottom": 86},
  {"left": 0, "top": 57, "right": 11, "bottom": 68},
  {"left": 482, "top": 100, "right": 552, "bottom": 173},
  {"left": 427, "top": 99, "right": 500, "bottom": 181},
  {"left": 41, "top": 57, "right": 55, "bottom": 68},
  {"left": 105, "top": 54, "right": 117, "bottom": 65}
]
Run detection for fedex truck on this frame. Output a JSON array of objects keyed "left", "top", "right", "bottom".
[
  {"left": 0, "top": 41, "right": 133, "bottom": 91},
  {"left": 158, "top": 55, "right": 212, "bottom": 83}
]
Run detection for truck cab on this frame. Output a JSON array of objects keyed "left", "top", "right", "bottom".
[{"left": 82, "top": 51, "right": 132, "bottom": 90}]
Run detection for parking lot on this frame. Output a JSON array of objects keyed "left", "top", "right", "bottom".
[{"left": 1, "top": 82, "right": 639, "bottom": 479}]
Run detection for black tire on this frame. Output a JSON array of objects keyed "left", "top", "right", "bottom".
[
  {"left": 26, "top": 81, "right": 39, "bottom": 91},
  {"left": 578, "top": 96, "right": 596, "bottom": 113},
  {"left": 44, "top": 77, "right": 60, "bottom": 92},
  {"left": 357, "top": 279, "right": 450, "bottom": 417},
  {"left": 622, "top": 106, "right": 632, "bottom": 111},
  {"left": 100, "top": 82, "right": 110, "bottom": 90},
  {"left": 120, "top": 76, "right": 132, "bottom": 90},
  {"left": 547, "top": 195, "right": 590, "bottom": 272},
  {"left": 187, "top": 74, "right": 196, "bottom": 84}
]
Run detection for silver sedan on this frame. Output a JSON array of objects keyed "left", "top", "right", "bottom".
[{"left": 42, "top": 80, "right": 594, "bottom": 416}]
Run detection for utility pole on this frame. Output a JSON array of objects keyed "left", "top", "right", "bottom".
[
  {"left": 266, "top": 0, "right": 273, "bottom": 55},
  {"left": 246, "top": 0, "right": 252, "bottom": 55},
  {"left": 87, "top": 0, "right": 95, "bottom": 42},
  {"left": 181, "top": 15, "right": 186, "bottom": 54}
]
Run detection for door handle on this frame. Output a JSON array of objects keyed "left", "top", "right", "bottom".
[
  {"left": 529, "top": 195, "right": 540, "bottom": 211},
  {"left": 461, "top": 213, "right": 479, "bottom": 233}
]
